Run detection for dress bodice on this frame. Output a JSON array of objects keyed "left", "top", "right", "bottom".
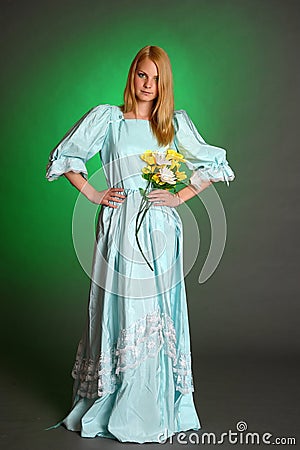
[{"left": 45, "top": 103, "right": 235, "bottom": 191}]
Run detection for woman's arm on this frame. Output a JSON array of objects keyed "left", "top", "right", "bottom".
[
  {"left": 64, "top": 171, "right": 126, "bottom": 208},
  {"left": 176, "top": 180, "right": 212, "bottom": 203}
]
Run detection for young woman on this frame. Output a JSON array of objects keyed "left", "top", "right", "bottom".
[{"left": 45, "top": 45, "right": 235, "bottom": 443}]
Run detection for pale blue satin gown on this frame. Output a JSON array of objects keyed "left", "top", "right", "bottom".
[{"left": 45, "top": 104, "right": 235, "bottom": 443}]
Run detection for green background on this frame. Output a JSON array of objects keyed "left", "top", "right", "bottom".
[{"left": 1, "top": 0, "right": 299, "bottom": 416}]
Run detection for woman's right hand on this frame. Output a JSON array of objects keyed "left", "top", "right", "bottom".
[{"left": 90, "top": 188, "right": 126, "bottom": 208}]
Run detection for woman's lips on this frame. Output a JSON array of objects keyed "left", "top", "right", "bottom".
[{"left": 141, "top": 91, "right": 152, "bottom": 95}]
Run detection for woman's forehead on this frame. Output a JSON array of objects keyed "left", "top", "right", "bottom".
[{"left": 136, "top": 58, "right": 158, "bottom": 76}]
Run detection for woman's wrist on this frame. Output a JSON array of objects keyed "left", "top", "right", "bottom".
[
  {"left": 175, "top": 191, "right": 184, "bottom": 206},
  {"left": 80, "top": 184, "right": 97, "bottom": 202}
]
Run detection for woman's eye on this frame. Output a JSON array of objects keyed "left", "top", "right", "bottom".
[{"left": 137, "top": 72, "right": 158, "bottom": 81}]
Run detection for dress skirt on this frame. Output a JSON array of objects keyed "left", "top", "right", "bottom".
[{"left": 59, "top": 188, "right": 201, "bottom": 443}]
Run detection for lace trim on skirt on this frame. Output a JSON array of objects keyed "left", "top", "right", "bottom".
[{"left": 71, "top": 308, "right": 195, "bottom": 398}]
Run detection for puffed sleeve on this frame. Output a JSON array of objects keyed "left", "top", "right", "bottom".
[
  {"left": 173, "top": 109, "right": 235, "bottom": 189},
  {"left": 45, "top": 104, "right": 112, "bottom": 182}
]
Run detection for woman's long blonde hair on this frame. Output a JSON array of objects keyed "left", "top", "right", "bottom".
[{"left": 119, "top": 45, "right": 175, "bottom": 147}]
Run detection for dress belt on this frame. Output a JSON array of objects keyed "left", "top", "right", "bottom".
[{"left": 115, "top": 187, "right": 141, "bottom": 195}]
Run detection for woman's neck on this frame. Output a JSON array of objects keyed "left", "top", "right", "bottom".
[
  {"left": 122, "top": 100, "right": 154, "bottom": 120},
  {"left": 134, "top": 100, "right": 153, "bottom": 120}
]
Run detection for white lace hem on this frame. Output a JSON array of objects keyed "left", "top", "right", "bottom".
[{"left": 71, "top": 308, "right": 195, "bottom": 398}]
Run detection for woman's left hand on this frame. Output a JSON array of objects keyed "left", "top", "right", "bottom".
[{"left": 147, "top": 189, "right": 183, "bottom": 207}]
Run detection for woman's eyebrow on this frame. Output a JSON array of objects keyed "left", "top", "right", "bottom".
[{"left": 138, "top": 70, "right": 158, "bottom": 77}]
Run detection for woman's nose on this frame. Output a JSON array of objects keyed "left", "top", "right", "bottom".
[{"left": 144, "top": 78, "right": 152, "bottom": 88}]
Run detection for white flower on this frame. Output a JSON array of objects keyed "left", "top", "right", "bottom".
[
  {"left": 154, "top": 152, "right": 171, "bottom": 166},
  {"left": 159, "top": 167, "right": 176, "bottom": 184}
]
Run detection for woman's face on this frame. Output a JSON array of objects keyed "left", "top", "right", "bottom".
[{"left": 134, "top": 58, "right": 159, "bottom": 103}]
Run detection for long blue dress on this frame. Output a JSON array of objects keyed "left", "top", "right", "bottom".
[{"left": 45, "top": 104, "right": 235, "bottom": 443}]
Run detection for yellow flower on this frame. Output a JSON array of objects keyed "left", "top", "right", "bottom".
[
  {"left": 141, "top": 150, "right": 156, "bottom": 165},
  {"left": 169, "top": 160, "right": 181, "bottom": 170},
  {"left": 166, "top": 149, "right": 186, "bottom": 162},
  {"left": 152, "top": 173, "right": 164, "bottom": 184},
  {"left": 142, "top": 165, "right": 155, "bottom": 174},
  {"left": 176, "top": 170, "right": 187, "bottom": 181}
]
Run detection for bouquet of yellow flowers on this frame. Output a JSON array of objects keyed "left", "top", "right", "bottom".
[{"left": 135, "top": 149, "right": 187, "bottom": 271}]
